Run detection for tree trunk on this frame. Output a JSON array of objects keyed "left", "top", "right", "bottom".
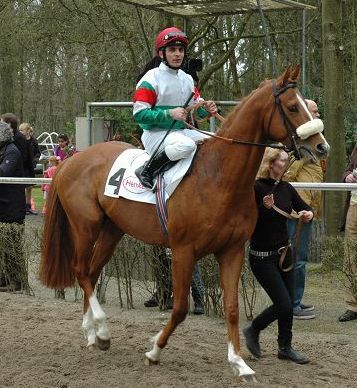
[
  {"left": 322, "top": 0, "right": 345, "bottom": 235},
  {"left": 0, "top": 42, "right": 15, "bottom": 113}
]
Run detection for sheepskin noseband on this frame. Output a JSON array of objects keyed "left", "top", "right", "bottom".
[{"left": 296, "top": 118, "right": 324, "bottom": 140}]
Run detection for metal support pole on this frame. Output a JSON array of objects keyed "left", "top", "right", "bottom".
[
  {"left": 302, "top": 9, "right": 307, "bottom": 92},
  {"left": 86, "top": 102, "right": 92, "bottom": 146},
  {"left": 256, "top": 0, "right": 277, "bottom": 77},
  {"left": 183, "top": 17, "right": 187, "bottom": 33}
]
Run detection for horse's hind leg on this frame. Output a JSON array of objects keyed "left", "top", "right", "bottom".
[
  {"left": 145, "top": 247, "right": 194, "bottom": 364},
  {"left": 81, "top": 219, "right": 123, "bottom": 350},
  {"left": 217, "top": 246, "right": 256, "bottom": 381}
]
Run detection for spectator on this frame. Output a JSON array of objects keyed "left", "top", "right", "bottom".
[
  {"left": 0, "top": 121, "right": 27, "bottom": 292},
  {"left": 243, "top": 148, "right": 313, "bottom": 364},
  {"left": 283, "top": 99, "right": 325, "bottom": 320},
  {"left": 19, "top": 122, "right": 41, "bottom": 215},
  {"left": 28, "top": 126, "right": 41, "bottom": 169},
  {"left": 144, "top": 248, "right": 205, "bottom": 315},
  {"left": 55, "top": 133, "right": 77, "bottom": 161},
  {"left": 338, "top": 144, "right": 357, "bottom": 322},
  {"left": 1, "top": 113, "right": 34, "bottom": 216},
  {"left": 41, "top": 155, "right": 61, "bottom": 215}
]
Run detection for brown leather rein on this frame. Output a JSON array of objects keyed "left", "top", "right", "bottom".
[{"left": 183, "top": 109, "right": 288, "bottom": 151}]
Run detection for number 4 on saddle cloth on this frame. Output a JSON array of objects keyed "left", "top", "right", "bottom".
[{"left": 104, "top": 149, "right": 195, "bottom": 233}]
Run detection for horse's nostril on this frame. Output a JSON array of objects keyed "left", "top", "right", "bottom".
[{"left": 316, "top": 143, "right": 329, "bottom": 154}]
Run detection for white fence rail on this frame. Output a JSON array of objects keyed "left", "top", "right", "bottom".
[{"left": 0, "top": 178, "right": 356, "bottom": 191}]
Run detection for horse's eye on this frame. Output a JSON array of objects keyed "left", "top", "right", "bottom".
[{"left": 288, "top": 105, "right": 298, "bottom": 112}]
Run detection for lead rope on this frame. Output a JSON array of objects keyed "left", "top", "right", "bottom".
[{"left": 268, "top": 157, "right": 305, "bottom": 272}]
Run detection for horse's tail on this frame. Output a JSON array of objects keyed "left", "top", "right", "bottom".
[{"left": 39, "top": 179, "right": 76, "bottom": 289}]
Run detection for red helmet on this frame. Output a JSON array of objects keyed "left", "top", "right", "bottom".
[{"left": 155, "top": 27, "right": 188, "bottom": 54}]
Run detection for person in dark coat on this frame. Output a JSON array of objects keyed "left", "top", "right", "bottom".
[
  {"left": 1, "top": 113, "right": 35, "bottom": 215},
  {"left": 0, "top": 120, "right": 27, "bottom": 292},
  {"left": 243, "top": 148, "right": 313, "bottom": 364}
]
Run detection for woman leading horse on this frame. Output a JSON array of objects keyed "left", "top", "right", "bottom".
[{"left": 39, "top": 65, "right": 329, "bottom": 381}]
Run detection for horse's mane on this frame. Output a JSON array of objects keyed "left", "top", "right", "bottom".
[
  {"left": 217, "top": 78, "right": 271, "bottom": 136},
  {"left": 217, "top": 65, "right": 301, "bottom": 137}
]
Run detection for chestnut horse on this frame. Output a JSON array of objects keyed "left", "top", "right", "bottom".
[{"left": 39, "top": 66, "right": 329, "bottom": 381}]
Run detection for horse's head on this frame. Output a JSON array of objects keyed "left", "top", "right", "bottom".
[{"left": 263, "top": 65, "right": 330, "bottom": 161}]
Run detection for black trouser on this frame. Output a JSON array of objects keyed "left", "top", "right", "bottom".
[
  {"left": 249, "top": 253, "right": 294, "bottom": 347},
  {"left": 152, "top": 247, "right": 205, "bottom": 307}
]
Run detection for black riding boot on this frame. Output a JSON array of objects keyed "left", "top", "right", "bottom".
[
  {"left": 278, "top": 340, "right": 310, "bottom": 364},
  {"left": 243, "top": 324, "right": 261, "bottom": 358},
  {"left": 135, "top": 150, "right": 176, "bottom": 189}
]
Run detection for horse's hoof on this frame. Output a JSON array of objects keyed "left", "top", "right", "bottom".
[
  {"left": 87, "top": 344, "right": 96, "bottom": 351},
  {"left": 144, "top": 356, "right": 160, "bottom": 366},
  {"left": 241, "top": 374, "right": 258, "bottom": 383},
  {"left": 96, "top": 336, "right": 111, "bottom": 351}
]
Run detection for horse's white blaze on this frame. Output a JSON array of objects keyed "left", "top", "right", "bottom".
[
  {"left": 228, "top": 342, "right": 255, "bottom": 376},
  {"left": 296, "top": 93, "right": 313, "bottom": 121},
  {"left": 145, "top": 330, "right": 163, "bottom": 362},
  {"left": 82, "top": 307, "right": 96, "bottom": 346},
  {"left": 89, "top": 294, "right": 110, "bottom": 340}
]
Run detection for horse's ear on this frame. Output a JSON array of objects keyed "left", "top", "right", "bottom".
[
  {"left": 281, "top": 65, "right": 292, "bottom": 86},
  {"left": 290, "top": 65, "right": 300, "bottom": 82}
]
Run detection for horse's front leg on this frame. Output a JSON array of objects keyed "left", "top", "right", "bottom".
[
  {"left": 145, "top": 248, "right": 194, "bottom": 364},
  {"left": 217, "top": 246, "right": 256, "bottom": 382}
]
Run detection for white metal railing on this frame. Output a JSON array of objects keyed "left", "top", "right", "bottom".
[
  {"left": 0, "top": 178, "right": 356, "bottom": 190},
  {"left": 0, "top": 178, "right": 51, "bottom": 184},
  {"left": 86, "top": 101, "right": 240, "bottom": 138},
  {"left": 36, "top": 131, "right": 58, "bottom": 156}
]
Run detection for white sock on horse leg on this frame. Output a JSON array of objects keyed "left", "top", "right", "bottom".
[
  {"left": 82, "top": 307, "right": 96, "bottom": 346},
  {"left": 89, "top": 294, "right": 110, "bottom": 340},
  {"left": 228, "top": 342, "right": 255, "bottom": 377},
  {"left": 145, "top": 330, "right": 163, "bottom": 362}
]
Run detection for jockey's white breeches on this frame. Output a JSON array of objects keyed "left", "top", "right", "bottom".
[{"left": 141, "top": 129, "right": 209, "bottom": 161}]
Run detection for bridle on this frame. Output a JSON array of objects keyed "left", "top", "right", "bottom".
[{"left": 270, "top": 80, "right": 302, "bottom": 160}]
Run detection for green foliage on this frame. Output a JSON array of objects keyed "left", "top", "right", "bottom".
[
  {"left": 321, "top": 236, "right": 345, "bottom": 272},
  {"left": 321, "top": 236, "right": 357, "bottom": 303},
  {"left": 1, "top": 1, "right": 356, "bottom": 157},
  {"left": 62, "top": 121, "right": 76, "bottom": 140},
  {"left": 31, "top": 187, "right": 45, "bottom": 210},
  {"left": 104, "top": 107, "right": 139, "bottom": 142}
]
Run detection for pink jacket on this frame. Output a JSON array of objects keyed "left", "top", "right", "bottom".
[{"left": 42, "top": 166, "right": 57, "bottom": 193}]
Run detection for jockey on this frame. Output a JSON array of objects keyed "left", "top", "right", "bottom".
[{"left": 133, "top": 26, "right": 217, "bottom": 189}]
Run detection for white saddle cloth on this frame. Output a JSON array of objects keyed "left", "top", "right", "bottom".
[{"left": 104, "top": 149, "right": 194, "bottom": 204}]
